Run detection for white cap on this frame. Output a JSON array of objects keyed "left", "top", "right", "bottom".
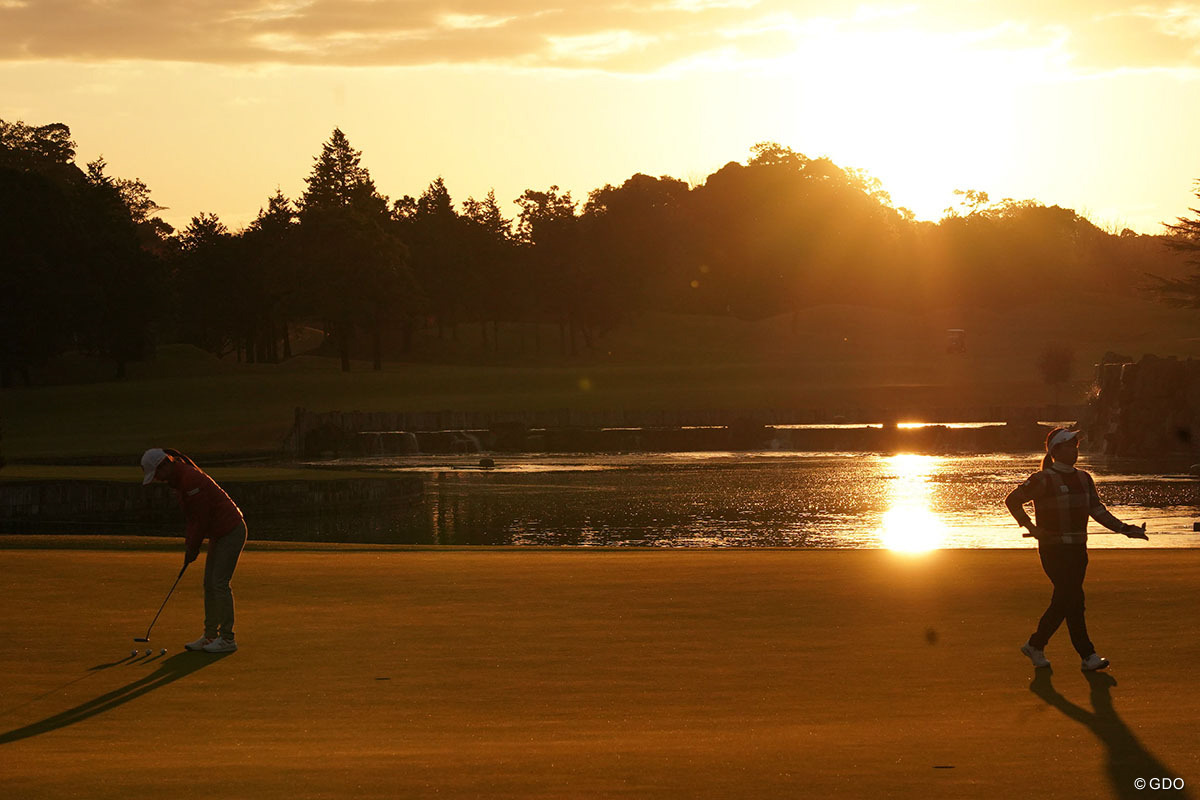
[
  {"left": 141, "top": 448, "right": 167, "bottom": 485},
  {"left": 1048, "top": 429, "right": 1083, "bottom": 450}
]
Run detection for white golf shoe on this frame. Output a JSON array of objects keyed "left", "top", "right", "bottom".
[
  {"left": 184, "top": 635, "right": 214, "bottom": 651},
  {"left": 1081, "top": 653, "right": 1110, "bottom": 671},
  {"left": 1020, "top": 642, "right": 1051, "bottom": 668},
  {"left": 202, "top": 638, "right": 238, "bottom": 654}
]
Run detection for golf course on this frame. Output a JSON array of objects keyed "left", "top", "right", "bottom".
[{"left": 1, "top": 541, "right": 1195, "bottom": 798}]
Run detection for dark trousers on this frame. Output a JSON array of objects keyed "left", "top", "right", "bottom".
[
  {"left": 204, "top": 522, "right": 247, "bottom": 640},
  {"left": 1029, "top": 544, "right": 1095, "bottom": 657}
]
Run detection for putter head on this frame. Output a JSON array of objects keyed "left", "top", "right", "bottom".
[{"left": 133, "top": 637, "right": 150, "bottom": 642}]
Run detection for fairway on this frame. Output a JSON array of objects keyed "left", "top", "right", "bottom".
[{"left": 1, "top": 546, "right": 1196, "bottom": 798}]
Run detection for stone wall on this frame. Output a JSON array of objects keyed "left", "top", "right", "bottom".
[
  {"left": 287, "top": 405, "right": 1082, "bottom": 458},
  {"left": 1081, "top": 355, "right": 1200, "bottom": 457}
]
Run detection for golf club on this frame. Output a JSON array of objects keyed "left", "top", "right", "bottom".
[
  {"left": 134, "top": 562, "right": 189, "bottom": 642},
  {"left": 1023, "top": 523, "right": 1148, "bottom": 538}
]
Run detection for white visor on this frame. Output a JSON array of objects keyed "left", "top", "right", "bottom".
[
  {"left": 1048, "top": 429, "right": 1082, "bottom": 450},
  {"left": 141, "top": 448, "right": 167, "bottom": 485}
]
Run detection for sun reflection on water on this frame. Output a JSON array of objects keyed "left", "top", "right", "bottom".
[{"left": 878, "top": 454, "right": 948, "bottom": 552}]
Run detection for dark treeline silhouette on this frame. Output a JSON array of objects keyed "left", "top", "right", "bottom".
[
  {"left": 0, "top": 121, "right": 160, "bottom": 386},
  {"left": 0, "top": 120, "right": 1192, "bottom": 382}
]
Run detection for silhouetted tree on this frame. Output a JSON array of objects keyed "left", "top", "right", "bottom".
[
  {"left": 404, "top": 177, "right": 468, "bottom": 343},
  {"left": 462, "top": 189, "right": 517, "bottom": 353},
  {"left": 1149, "top": 179, "right": 1200, "bottom": 308},
  {"left": 0, "top": 120, "right": 158, "bottom": 382},
  {"left": 516, "top": 186, "right": 584, "bottom": 354},
  {"left": 244, "top": 190, "right": 299, "bottom": 361},
  {"left": 0, "top": 167, "right": 76, "bottom": 386},
  {"left": 173, "top": 213, "right": 240, "bottom": 357},
  {"left": 297, "top": 129, "right": 412, "bottom": 370},
  {"left": 582, "top": 173, "right": 694, "bottom": 318},
  {"left": 690, "top": 143, "right": 906, "bottom": 319}
]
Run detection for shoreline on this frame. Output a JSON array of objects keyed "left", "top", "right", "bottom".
[{"left": 1, "top": 533, "right": 1198, "bottom": 553}]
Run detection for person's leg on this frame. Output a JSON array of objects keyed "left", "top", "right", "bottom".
[
  {"left": 1061, "top": 548, "right": 1095, "bottom": 657},
  {"left": 203, "top": 543, "right": 219, "bottom": 640},
  {"left": 1029, "top": 546, "right": 1068, "bottom": 650},
  {"left": 208, "top": 522, "right": 247, "bottom": 641}
]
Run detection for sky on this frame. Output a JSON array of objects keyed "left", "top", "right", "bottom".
[{"left": 2, "top": 1, "right": 1199, "bottom": 233}]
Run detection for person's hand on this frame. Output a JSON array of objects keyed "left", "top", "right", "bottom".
[
  {"left": 1121, "top": 523, "right": 1148, "bottom": 540},
  {"left": 184, "top": 549, "right": 199, "bottom": 565},
  {"left": 1022, "top": 524, "right": 1044, "bottom": 539}
]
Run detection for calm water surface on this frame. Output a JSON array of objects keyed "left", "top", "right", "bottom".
[{"left": 270, "top": 452, "right": 1198, "bottom": 549}]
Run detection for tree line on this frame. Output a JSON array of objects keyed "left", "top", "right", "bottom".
[{"left": 0, "top": 120, "right": 1193, "bottom": 385}]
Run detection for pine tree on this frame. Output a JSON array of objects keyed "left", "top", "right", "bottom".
[
  {"left": 1150, "top": 180, "right": 1200, "bottom": 308},
  {"left": 295, "top": 130, "right": 411, "bottom": 371},
  {"left": 299, "top": 128, "right": 384, "bottom": 214}
]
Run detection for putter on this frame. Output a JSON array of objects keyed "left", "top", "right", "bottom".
[{"left": 134, "top": 562, "right": 189, "bottom": 642}]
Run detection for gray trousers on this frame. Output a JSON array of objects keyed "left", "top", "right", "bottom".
[{"left": 204, "top": 522, "right": 246, "bottom": 640}]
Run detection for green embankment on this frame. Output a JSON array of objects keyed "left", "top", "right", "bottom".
[{"left": 3, "top": 300, "right": 1197, "bottom": 460}]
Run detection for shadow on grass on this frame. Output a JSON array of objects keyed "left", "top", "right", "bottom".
[
  {"left": 0, "top": 654, "right": 141, "bottom": 721},
  {"left": 1030, "top": 668, "right": 1191, "bottom": 799},
  {"left": 0, "top": 651, "right": 228, "bottom": 745}
]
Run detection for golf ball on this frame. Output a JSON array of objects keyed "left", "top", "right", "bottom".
[{"left": 160, "top": 648, "right": 167, "bottom": 655}]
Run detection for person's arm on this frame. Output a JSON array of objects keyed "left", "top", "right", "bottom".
[
  {"left": 1005, "top": 473, "right": 1044, "bottom": 536},
  {"left": 1085, "top": 473, "right": 1147, "bottom": 538}
]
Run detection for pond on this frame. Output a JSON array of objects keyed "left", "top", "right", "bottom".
[{"left": 250, "top": 452, "right": 1198, "bottom": 548}]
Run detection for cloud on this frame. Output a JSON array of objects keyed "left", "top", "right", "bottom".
[{"left": 0, "top": 0, "right": 1198, "bottom": 74}]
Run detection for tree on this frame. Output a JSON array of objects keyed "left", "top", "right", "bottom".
[
  {"left": 1149, "top": 179, "right": 1200, "bottom": 307},
  {"left": 689, "top": 143, "right": 907, "bottom": 319},
  {"left": 0, "top": 120, "right": 159, "bottom": 383},
  {"left": 297, "top": 129, "right": 412, "bottom": 370},
  {"left": 244, "top": 190, "right": 299, "bottom": 361},
  {"left": 403, "top": 177, "right": 468, "bottom": 342},
  {"left": 0, "top": 167, "right": 76, "bottom": 386},
  {"left": 582, "top": 173, "right": 693, "bottom": 318},
  {"left": 300, "top": 128, "right": 386, "bottom": 214},
  {"left": 462, "top": 189, "right": 517, "bottom": 353},
  {"left": 172, "top": 213, "right": 240, "bottom": 357},
  {"left": 515, "top": 186, "right": 583, "bottom": 354},
  {"left": 1038, "top": 345, "right": 1074, "bottom": 409}
]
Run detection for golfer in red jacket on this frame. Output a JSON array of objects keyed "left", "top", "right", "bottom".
[{"left": 142, "top": 447, "right": 246, "bottom": 653}]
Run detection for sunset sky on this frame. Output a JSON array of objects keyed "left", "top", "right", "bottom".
[{"left": 3, "top": 1, "right": 1199, "bottom": 233}]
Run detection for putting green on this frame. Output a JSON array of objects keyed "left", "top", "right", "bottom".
[{"left": 1, "top": 546, "right": 1196, "bottom": 798}]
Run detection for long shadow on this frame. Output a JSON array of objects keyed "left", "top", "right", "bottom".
[
  {"left": 1030, "top": 668, "right": 1191, "bottom": 799},
  {"left": 0, "top": 651, "right": 229, "bottom": 745},
  {"left": 0, "top": 654, "right": 141, "bottom": 720}
]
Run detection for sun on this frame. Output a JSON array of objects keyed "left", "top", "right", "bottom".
[{"left": 777, "top": 26, "right": 1043, "bottom": 220}]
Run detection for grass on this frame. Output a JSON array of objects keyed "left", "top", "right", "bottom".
[
  {"left": 2, "top": 298, "right": 1197, "bottom": 460},
  {"left": 1, "top": 546, "right": 1197, "bottom": 798}
]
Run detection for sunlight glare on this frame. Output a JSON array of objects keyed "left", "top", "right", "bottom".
[
  {"left": 878, "top": 454, "right": 948, "bottom": 552},
  {"left": 778, "top": 27, "right": 1052, "bottom": 219}
]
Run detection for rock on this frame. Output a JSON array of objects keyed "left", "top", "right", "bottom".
[{"left": 1083, "top": 354, "right": 1200, "bottom": 457}]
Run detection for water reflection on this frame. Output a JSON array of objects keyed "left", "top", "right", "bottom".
[
  {"left": 57, "top": 453, "right": 1195, "bottom": 547},
  {"left": 878, "top": 454, "right": 949, "bottom": 552}
]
